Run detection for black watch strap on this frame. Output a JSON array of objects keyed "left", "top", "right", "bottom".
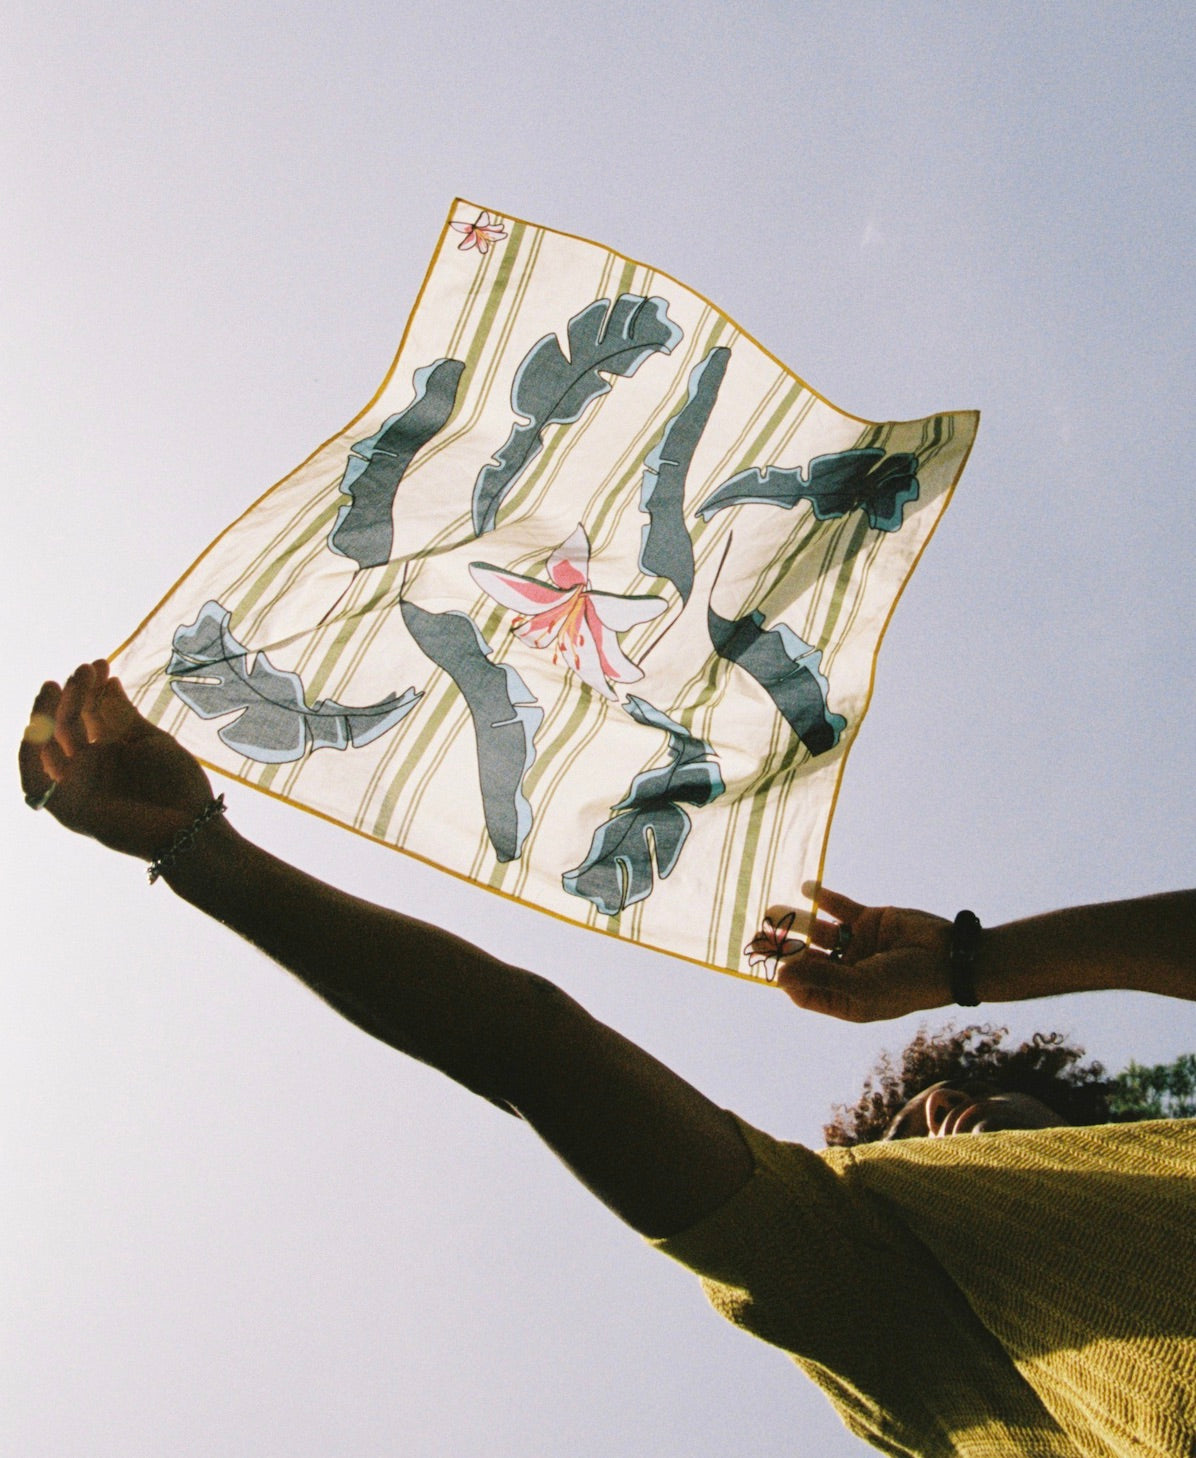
[{"left": 949, "top": 909, "right": 983, "bottom": 1007}]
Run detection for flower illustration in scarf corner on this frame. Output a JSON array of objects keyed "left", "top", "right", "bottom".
[
  {"left": 744, "top": 911, "right": 805, "bottom": 980},
  {"left": 450, "top": 210, "right": 508, "bottom": 255},
  {"left": 470, "top": 525, "right": 667, "bottom": 700}
]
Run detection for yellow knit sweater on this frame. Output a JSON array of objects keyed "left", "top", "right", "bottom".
[{"left": 654, "top": 1119, "right": 1195, "bottom": 1457}]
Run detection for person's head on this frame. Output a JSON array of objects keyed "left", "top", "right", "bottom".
[
  {"left": 879, "top": 1079, "right": 1068, "bottom": 1140},
  {"left": 823, "top": 1023, "right": 1118, "bottom": 1146}
]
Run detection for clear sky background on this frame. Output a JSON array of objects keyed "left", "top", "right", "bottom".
[{"left": 3, "top": 3, "right": 1193, "bottom": 1455}]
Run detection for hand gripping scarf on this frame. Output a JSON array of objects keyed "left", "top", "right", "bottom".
[{"left": 111, "top": 200, "right": 978, "bottom": 981}]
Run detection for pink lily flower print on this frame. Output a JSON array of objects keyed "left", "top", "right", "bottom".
[
  {"left": 469, "top": 525, "right": 667, "bottom": 700},
  {"left": 450, "top": 210, "right": 508, "bottom": 255},
  {"left": 744, "top": 910, "right": 804, "bottom": 980}
]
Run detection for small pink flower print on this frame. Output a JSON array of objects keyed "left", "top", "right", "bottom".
[
  {"left": 744, "top": 911, "right": 803, "bottom": 980},
  {"left": 450, "top": 211, "right": 508, "bottom": 255},
  {"left": 469, "top": 525, "right": 667, "bottom": 699}
]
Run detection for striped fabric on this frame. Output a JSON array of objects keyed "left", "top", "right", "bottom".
[{"left": 110, "top": 199, "right": 979, "bottom": 981}]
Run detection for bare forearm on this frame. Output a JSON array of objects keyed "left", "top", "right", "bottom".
[
  {"left": 160, "top": 817, "right": 752, "bottom": 1234},
  {"left": 162, "top": 818, "right": 553, "bottom": 1105},
  {"left": 24, "top": 662, "right": 753, "bottom": 1237},
  {"left": 975, "top": 891, "right": 1196, "bottom": 1003},
  {"left": 783, "top": 885, "right": 1195, "bottom": 1022}
]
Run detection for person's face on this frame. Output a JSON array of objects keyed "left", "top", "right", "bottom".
[{"left": 882, "top": 1080, "right": 1068, "bottom": 1140}]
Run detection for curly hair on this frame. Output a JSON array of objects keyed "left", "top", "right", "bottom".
[{"left": 823, "top": 1023, "right": 1120, "bottom": 1146}]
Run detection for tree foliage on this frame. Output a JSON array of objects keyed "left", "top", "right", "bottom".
[{"left": 1107, "top": 1053, "right": 1196, "bottom": 1121}]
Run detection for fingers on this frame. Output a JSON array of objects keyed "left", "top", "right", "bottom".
[
  {"left": 764, "top": 889, "right": 865, "bottom": 935},
  {"left": 21, "top": 664, "right": 125, "bottom": 815},
  {"left": 54, "top": 664, "right": 92, "bottom": 757},
  {"left": 762, "top": 904, "right": 801, "bottom": 935},
  {"left": 80, "top": 659, "right": 111, "bottom": 743},
  {"left": 96, "top": 673, "right": 139, "bottom": 737},
  {"left": 757, "top": 889, "right": 875, "bottom": 985},
  {"left": 806, "top": 916, "right": 849, "bottom": 953},
  {"left": 39, "top": 675, "right": 76, "bottom": 785},
  {"left": 53, "top": 660, "right": 120, "bottom": 756},
  {"left": 40, "top": 735, "right": 70, "bottom": 785},
  {"left": 20, "top": 681, "right": 62, "bottom": 799},
  {"left": 23, "top": 681, "right": 60, "bottom": 746},
  {"left": 810, "top": 887, "right": 865, "bottom": 924},
  {"left": 775, "top": 945, "right": 839, "bottom": 983}
]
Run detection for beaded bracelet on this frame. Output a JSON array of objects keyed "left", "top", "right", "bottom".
[
  {"left": 949, "top": 909, "right": 983, "bottom": 1007},
  {"left": 147, "top": 795, "right": 227, "bottom": 884}
]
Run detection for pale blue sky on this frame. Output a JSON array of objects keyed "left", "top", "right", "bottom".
[{"left": 4, "top": 4, "right": 1193, "bottom": 1455}]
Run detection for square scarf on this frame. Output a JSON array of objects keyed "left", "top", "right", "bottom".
[{"left": 111, "top": 200, "right": 978, "bottom": 981}]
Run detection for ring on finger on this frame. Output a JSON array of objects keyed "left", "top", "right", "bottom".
[{"left": 828, "top": 922, "right": 853, "bottom": 963}]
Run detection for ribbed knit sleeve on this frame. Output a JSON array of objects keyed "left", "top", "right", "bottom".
[
  {"left": 653, "top": 1119, "right": 1195, "bottom": 1457},
  {"left": 653, "top": 1118, "right": 1080, "bottom": 1457}
]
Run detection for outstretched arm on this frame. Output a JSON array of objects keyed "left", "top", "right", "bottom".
[
  {"left": 21, "top": 662, "right": 752, "bottom": 1237},
  {"left": 775, "top": 883, "right": 1196, "bottom": 1023}
]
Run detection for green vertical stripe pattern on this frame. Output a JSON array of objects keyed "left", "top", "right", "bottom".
[{"left": 111, "top": 200, "right": 979, "bottom": 984}]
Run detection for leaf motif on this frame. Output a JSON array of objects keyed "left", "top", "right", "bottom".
[
  {"left": 638, "top": 345, "right": 730, "bottom": 602},
  {"left": 167, "top": 600, "right": 422, "bottom": 763},
  {"left": 328, "top": 358, "right": 465, "bottom": 568},
  {"left": 472, "top": 294, "right": 683, "bottom": 536},
  {"left": 708, "top": 608, "right": 846, "bottom": 756},
  {"left": 562, "top": 696, "right": 724, "bottom": 916},
  {"left": 695, "top": 448, "right": 920, "bottom": 532},
  {"left": 399, "top": 600, "right": 543, "bottom": 863}
]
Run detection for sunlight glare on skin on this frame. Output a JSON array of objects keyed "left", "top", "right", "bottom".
[{"left": 23, "top": 713, "right": 55, "bottom": 746}]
